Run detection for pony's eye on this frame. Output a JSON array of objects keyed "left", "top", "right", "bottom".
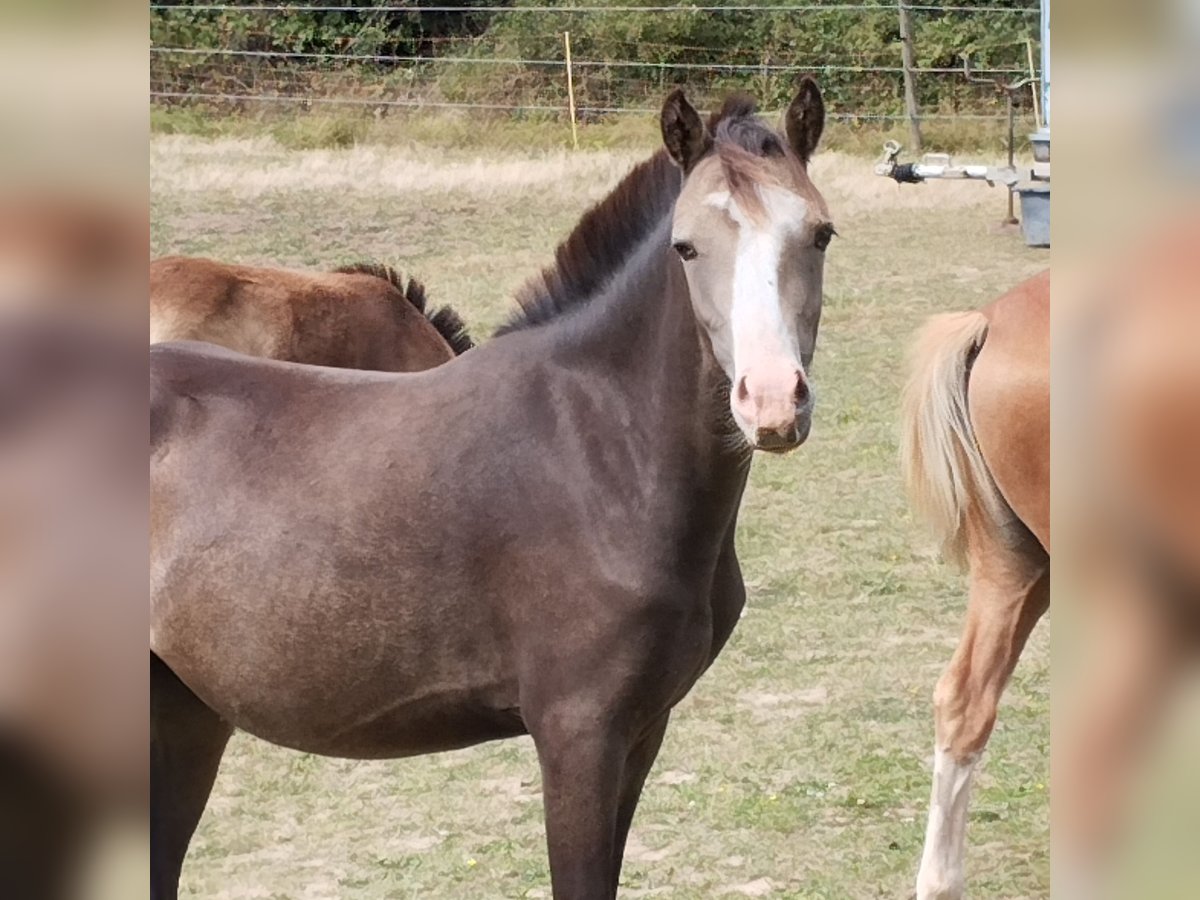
[
  {"left": 672, "top": 240, "right": 698, "bottom": 261},
  {"left": 814, "top": 225, "right": 837, "bottom": 252}
]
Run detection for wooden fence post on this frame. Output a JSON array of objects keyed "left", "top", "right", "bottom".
[
  {"left": 564, "top": 31, "right": 579, "bottom": 151},
  {"left": 896, "top": 0, "right": 922, "bottom": 150}
]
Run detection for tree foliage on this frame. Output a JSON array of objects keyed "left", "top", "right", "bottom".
[{"left": 151, "top": 1, "right": 1040, "bottom": 117}]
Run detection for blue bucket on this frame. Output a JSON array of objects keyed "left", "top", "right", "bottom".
[
  {"left": 1029, "top": 129, "right": 1050, "bottom": 163},
  {"left": 1018, "top": 182, "right": 1050, "bottom": 247}
]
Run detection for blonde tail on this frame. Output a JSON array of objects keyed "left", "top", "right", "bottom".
[{"left": 900, "top": 311, "right": 1005, "bottom": 569}]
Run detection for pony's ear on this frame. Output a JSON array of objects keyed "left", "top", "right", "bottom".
[
  {"left": 784, "top": 76, "right": 825, "bottom": 166},
  {"left": 661, "top": 89, "right": 712, "bottom": 174}
]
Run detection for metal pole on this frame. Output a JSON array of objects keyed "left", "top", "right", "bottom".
[
  {"left": 563, "top": 31, "right": 579, "bottom": 151},
  {"left": 897, "top": 0, "right": 922, "bottom": 150},
  {"left": 1026, "top": 37, "right": 1041, "bottom": 130},
  {"left": 1004, "top": 91, "right": 1017, "bottom": 224},
  {"left": 1041, "top": 0, "right": 1050, "bottom": 128},
  {"left": 962, "top": 56, "right": 1030, "bottom": 228}
]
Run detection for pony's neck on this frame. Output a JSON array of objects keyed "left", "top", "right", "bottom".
[
  {"left": 505, "top": 148, "right": 750, "bottom": 490},
  {"left": 500, "top": 152, "right": 681, "bottom": 335},
  {"left": 555, "top": 220, "right": 750, "bottom": 492}
]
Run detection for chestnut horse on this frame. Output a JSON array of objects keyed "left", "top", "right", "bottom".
[
  {"left": 150, "top": 257, "right": 473, "bottom": 369},
  {"left": 151, "top": 82, "right": 833, "bottom": 900},
  {"left": 900, "top": 270, "right": 1050, "bottom": 900}
]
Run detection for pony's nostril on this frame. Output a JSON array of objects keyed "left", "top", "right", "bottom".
[
  {"left": 735, "top": 376, "right": 750, "bottom": 404},
  {"left": 794, "top": 375, "right": 811, "bottom": 407}
]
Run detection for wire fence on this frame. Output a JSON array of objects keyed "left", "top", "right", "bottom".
[
  {"left": 150, "top": 3, "right": 1043, "bottom": 126},
  {"left": 149, "top": 4, "right": 1041, "bottom": 13}
]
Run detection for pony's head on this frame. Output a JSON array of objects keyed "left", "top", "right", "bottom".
[{"left": 662, "top": 79, "right": 832, "bottom": 453}]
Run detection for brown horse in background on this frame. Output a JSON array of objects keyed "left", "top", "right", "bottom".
[
  {"left": 151, "top": 81, "right": 832, "bottom": 900},
  {"left": 150, "top": 257, "right": 473, "bottom": 369},
  {"left": 900, "top": 270, "right": 1050, "bottom": 900}
]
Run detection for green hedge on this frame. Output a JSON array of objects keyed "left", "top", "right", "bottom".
[{"left": 151, "top": 1, "right": 1040, "bottom": 119}]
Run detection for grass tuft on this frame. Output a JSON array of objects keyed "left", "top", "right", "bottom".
[
  {"left": 151, "top": 104, "right": 1034, "bottom": 157},
  {"left": 269, "top": 115, "right": 370, "bottom": 150}
]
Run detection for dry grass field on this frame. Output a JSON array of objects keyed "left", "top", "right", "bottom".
[{"left": 151, "top": 126, "right": 1048, "bottom": 899}]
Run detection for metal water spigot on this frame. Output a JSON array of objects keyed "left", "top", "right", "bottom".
[{"left": 875, "top": 140, "right": 925, "bottom": 183}]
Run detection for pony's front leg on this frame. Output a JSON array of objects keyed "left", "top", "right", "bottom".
[
  {"left": 611, "top": 713, "right": 670, "bottom": 893},
  {"left": 531, "top": 706, "right": 629, "bottom": 900}
]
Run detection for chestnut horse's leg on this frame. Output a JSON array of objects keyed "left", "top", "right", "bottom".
[
  {"left": 610, "top": 713, "right": 671, "bottom": 893},
  {"left": 150, "top": 654, "right": 233, "bottom": 900},
  {"left": 916, "top": 546, "right": 1049, "bottom": 900}
]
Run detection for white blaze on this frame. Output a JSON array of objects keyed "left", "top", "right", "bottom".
[{"left": 707, "top": 187, "right": 809, "bottom": 383}]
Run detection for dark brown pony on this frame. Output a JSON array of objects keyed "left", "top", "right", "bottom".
[
  {"left": 150, "top": 256, "right": 473, "bottom": 369},
  {"left": 151, "top": 81, "right": 832, "bottom": 900},
  {"left": 0, "top": 319, "right": 146, "bottom": 900},
  {"left": 900, "top": 271, "right": 1050, "bottom": 900}
]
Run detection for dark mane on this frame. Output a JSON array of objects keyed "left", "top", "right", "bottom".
[
  {"left": 708, "top": 93, "right": 786, "bottom": 158},
  {"left": 428, "top": 306, "right": 475, "bottom": 356},
  {"left": 709, "top": 93, "right": 814, "bottom": 225},
  {"left": 495, "top": 151, "right": 681, "bottom": 336},
  {"left": 334, "top": 262, "right": 424, "bottom": 311},
  {"left": 495, "top": 94, "right": 779, "bottom": 337},
  {"left": 335, "top": 261, "right": 474, "bottom": 356}
]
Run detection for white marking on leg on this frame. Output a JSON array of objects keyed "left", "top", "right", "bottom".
[{"left": 916, "top": 746, "right": 978, "bottom": 900}]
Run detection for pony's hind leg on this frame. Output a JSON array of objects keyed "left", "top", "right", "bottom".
[
  {"left": 150, "top": 653, "right": 233, "bottom": 900},
  {"left": 916, "top": 542, "right": 1049, "bottom": 900}
]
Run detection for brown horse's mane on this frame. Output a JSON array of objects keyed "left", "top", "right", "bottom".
[
  {"left": 334, "top": 262, "right": 474, "bottom": 355},
  {"left": 426, "top": 306, "right": 475, "bottom": 356},
  {"left": 495, "top": 94, "right": 781, "bottom": 337}
]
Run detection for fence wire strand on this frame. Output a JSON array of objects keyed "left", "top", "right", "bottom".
[
  {"left": 150, "top": 89, "right": 1029, "bottom": 122},
  {"left": 151, "top": 47, "right": 1035, "bottom": 77},
  {"left": 151, "top": 4, "right": 1038, "bottom": 13}
]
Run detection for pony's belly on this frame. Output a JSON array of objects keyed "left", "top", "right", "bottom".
[
  {"left": 230, "top": 699, "right": 528, "bottom": 760},
  {"left": 153, "top": 604, "right": 523, "bottom": 760},
  {"left": 167, "top": 654, "right": 527, "bottom": 759}
]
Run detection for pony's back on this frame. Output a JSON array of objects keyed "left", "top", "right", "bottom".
[{"left": 150, "top": 256, "right": 472, "bottom": 371}]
